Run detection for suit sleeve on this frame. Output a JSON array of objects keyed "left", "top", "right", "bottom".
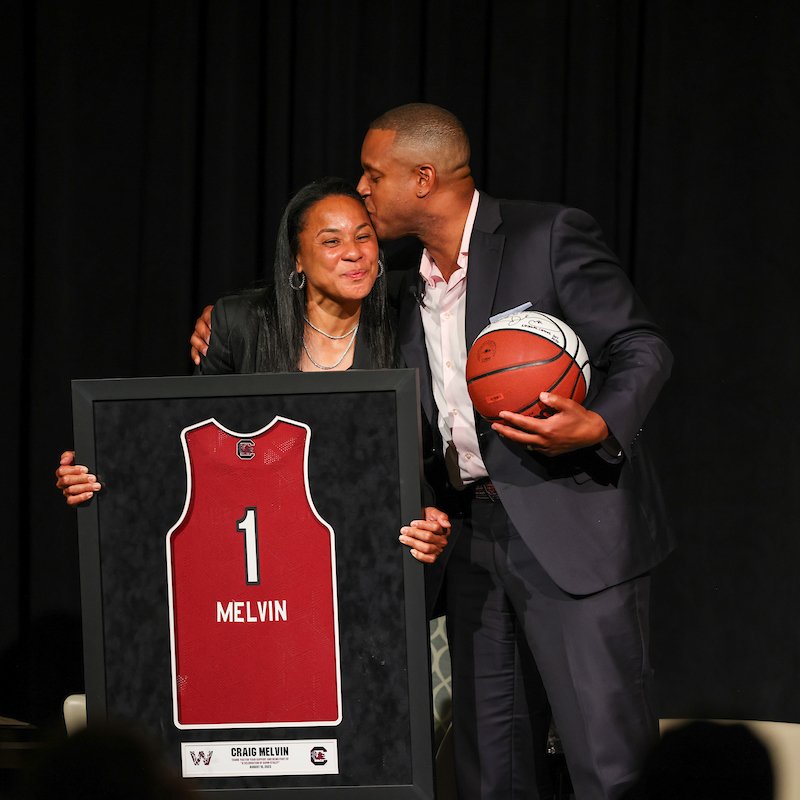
[
  {"left": 197, "top": 295, "right": 240, "bottom": 375},
  {"left": 548, "top": 207, "right": 673, "bottom": 458}
]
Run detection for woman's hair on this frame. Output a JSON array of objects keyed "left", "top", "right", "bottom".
[{"left": 253, "top": 177, "right": 395, "bottom": 372}]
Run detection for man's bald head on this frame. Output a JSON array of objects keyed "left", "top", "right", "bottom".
[{"left": 369, "top": 103, "right": 471, "bottom": 177}]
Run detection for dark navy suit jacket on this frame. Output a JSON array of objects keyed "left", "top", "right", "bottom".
[{"left": 393, "top": 193, "right": 675, "bottom": 599}]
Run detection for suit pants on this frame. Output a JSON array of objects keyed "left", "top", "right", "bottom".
[{"left": 445, "top": 495, "right": 658, "bottom": 800}]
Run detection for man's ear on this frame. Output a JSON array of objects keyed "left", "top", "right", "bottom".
[{"left": 416, "top": 164, "right": 435, "bottom": 197}]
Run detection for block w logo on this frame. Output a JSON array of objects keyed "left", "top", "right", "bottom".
[{"left": 189, "top": 751, "right": 213, "bottom": 766}]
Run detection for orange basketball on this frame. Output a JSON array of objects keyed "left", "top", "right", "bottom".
[{"left": 466, "top": 311, "right": 591, "bottom": 420}]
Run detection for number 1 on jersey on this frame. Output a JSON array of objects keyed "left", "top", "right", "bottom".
[{"left": 236, "top": 507, "right": 260, "bottom": 584}]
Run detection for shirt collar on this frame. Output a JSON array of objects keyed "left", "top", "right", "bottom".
[{"left": 419, "top": 189, "right": 480, "bottom": 286}]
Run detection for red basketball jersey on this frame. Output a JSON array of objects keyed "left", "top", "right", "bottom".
[{"left": 166, "top": 416, "right": 341, "bottom": 729}]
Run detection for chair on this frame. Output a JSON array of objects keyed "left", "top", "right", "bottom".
[{"left": 62, "top": 694, "right": 86, "bottom": 735}]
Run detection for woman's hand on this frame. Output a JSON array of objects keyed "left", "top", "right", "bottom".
[
  {"left": 399, "top": 506, "right": 451, "bottom": 563},
  {"left": 55, "top": 450, "right": 101, "bottom": 506}
]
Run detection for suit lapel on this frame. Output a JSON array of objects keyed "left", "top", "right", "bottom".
[
  {"left": 465, "top": 194, "right": 505, "bottom": 348},
  {"left": 398, "top": 274, "right": 435, "bottom": 423},
  {"left": 351, "top": 325, "right": 371, "bottom": 369},
  {"left": 396, "top": 193, "right": 505, "bottom": 424}
]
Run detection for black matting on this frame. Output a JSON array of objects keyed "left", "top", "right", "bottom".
[{"left": 72, "top": 370, "right": 434, "bottom": 799}]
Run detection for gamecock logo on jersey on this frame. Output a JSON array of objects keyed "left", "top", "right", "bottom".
[
  {"left": 236, "top": 439, "right": 256, "bottom": 460},
  {"left": 189, "top": 751, "right": 213, "bottom": 766},
  {"left": 310, "top": 746, "right": 327, "bottom": 766}
]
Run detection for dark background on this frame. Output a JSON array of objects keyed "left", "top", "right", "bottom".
[{"left": 2, "top": 0, "right": 799, "bottom": 730}]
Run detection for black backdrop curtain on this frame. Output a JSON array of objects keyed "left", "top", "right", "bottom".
[{"left": 2, "top": 0, "right": 799, "bottom": 728}]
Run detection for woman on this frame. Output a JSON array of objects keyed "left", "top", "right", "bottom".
[
  {"left": 56, "top": 177, "right": 449, "bottom": 561},
  {"left": 200, "top": 176, "right": 395, "bottom": 374}
]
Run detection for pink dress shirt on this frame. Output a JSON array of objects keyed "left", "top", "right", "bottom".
[{"left": 419, "top": 190, "right": 488, "bottom": 487}]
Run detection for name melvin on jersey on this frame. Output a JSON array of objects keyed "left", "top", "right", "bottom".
[{"left": 216, "top": 600, "right": 288, "bottom": 623}]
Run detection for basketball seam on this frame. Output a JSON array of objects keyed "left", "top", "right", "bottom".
[
  {"left": 515, "top": 358, "right": 584, "bottom": 415},
  {"left": 466, "top": 354, "right": 565, "bottom": 385},
  {"left": 471, "top": 353, "right": 588, "bottom": 419}
]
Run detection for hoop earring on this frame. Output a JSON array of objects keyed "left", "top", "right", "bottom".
[
  {"left": 377, "top": 257, "right": 385, "bottom": 279},
  {"left": 289, "top": 271, "right": 306, "bottom": 290}
]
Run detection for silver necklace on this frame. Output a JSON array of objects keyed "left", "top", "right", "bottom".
[
  {"left": 303, "top": 315, "right": 358, "bottom": 340},
  {"left": 302, "top": 324, "right": 359, "bottom": 370}
]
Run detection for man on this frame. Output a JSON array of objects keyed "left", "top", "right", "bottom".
[{"left": 192, "top": 103, "right": 674, "bottom": 800}]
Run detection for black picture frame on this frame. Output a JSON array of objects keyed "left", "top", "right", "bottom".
[{"left": 72, "top": 369, "right": 434, "bottom": 799}]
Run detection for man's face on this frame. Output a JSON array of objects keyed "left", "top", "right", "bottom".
[{"left": 357, "top": 128, "right": 419, "bottom": 241}]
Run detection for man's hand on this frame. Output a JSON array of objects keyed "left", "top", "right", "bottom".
[
  {"left": 399, "top": 506, "right": 451, "bottom": 564},
  {"left": 491, "top": 392, "right": 609, "bottom": 457},
  {"left": 190, "top": 305, "right": 214, "bottom": 365},
  {"left": 55, "top": 450, "right": 102, "bottom": 506}
]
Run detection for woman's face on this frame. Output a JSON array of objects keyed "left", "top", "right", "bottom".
[{"left": 295, "top": 195, "right": 379, "bottom": 309}]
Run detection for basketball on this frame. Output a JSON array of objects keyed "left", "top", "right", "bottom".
[{"left": 466, "top": 311, "right": 591, "bottom": 420}]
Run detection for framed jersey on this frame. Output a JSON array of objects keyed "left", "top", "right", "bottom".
[{"left": 72, "top": 369, "right": 434, "bottom": 798}]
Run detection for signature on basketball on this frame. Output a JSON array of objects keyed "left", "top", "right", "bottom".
[{"left": 501, "top": 313, "right": 564, "bottom": 345}]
